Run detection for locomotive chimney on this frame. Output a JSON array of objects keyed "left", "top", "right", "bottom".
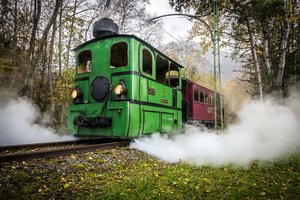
[{"left": 93, "top": 18, "right": 119, "bottom": 38}]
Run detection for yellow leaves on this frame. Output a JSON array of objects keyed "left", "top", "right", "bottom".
[
  {"left": 73, "top": 163, "right": 86, "bottom": 169},
  {"left": 64, "top": 183, "right": 70, "bottom": 189},
  {"left": 205, "top": 189, "right": 211, "bottom": 193},
  {"left": 289, "top": 14, "right": 300, "bottom": 22},
  {"left": 200, "top": 177, "right": 211, "bottom": 183},
  {"left": 287, "top": 167, "right": 293, "bottom": 172},
  {"left": 60, "top": 177, "right": 70, "bottom": 189},
  {"left": 95, "top": 158, "right": 104, "bottom": 163},
  {"left": 260, "top": 192, "right": 266, "bottom": 196},
  {"left": 169, "top": 52, "right": 179, "bottom": 62}
]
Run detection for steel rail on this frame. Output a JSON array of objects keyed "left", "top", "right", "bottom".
[
  {"left": 0, "top": 141, "right": 129, "bottom": 164},
  {"left": 0, "top": 138, "right": 120, "bottom": 152}
]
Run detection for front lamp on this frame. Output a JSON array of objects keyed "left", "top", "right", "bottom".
[
  {"left": 71, "top": 89, "right": 78, "bottom": 99},
  {"left": 113, "top": 81, "right": 127, "bottom": 96},
  {"left": 71, "top": 87, "right": 83, "bottom": 104}
]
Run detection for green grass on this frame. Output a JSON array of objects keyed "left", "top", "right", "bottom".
[{"left": 1, "top": 147, "right": 299, "bottom": 199}]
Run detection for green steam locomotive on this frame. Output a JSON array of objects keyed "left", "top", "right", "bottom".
[{"left": 68, "top": 18, "right": 183, "bottom": 138}]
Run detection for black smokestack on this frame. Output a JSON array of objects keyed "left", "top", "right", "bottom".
[{"left": 93, "top": 18, "right": 118, "bottom": 38}]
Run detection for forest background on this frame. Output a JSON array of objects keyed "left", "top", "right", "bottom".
[{"left": 0, "top": 0, "right": 299, "bottom": 132}]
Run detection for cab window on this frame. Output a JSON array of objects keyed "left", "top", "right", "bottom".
[
  {"left": 166, "top": 63, "right": 179, "bottom": 87},
  {"left": 77, "top": 50, "right": 92, "bottom": 74},
  {"left": 110, "top": 42, "right": 128, "bottom": 68},
  {"left": 156, "top": 55, "right": 169, "bottom": 84},
  {"left": 142, "top": 49, "right": 153, "bottom": 75},
  {"left": 168, "top": 63, "right": 179, "bottom": 77}
]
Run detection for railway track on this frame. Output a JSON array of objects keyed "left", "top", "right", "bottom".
[{"left": 0, "top": 139, "right": 130, "bottom": 164}]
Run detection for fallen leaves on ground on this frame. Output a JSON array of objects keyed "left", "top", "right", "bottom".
[{"left": 0, "top": 147, "right": 299, "bottom": 199}]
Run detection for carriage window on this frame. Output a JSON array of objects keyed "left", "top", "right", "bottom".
[
  {"left": 200, "top": 92, "right": 204, "bottom": 103},
  {"left": 209, "top": 95, "right": 213, "bottom": 105},
  {"left": 77, "top": 50, "right": 92, "bottom": 74},
  {"left": 156, "top": 55, "right": 169, "bottom": 84},
  {"left": 142, "top": 49, "right": 152, "bottom": 75},
  {"left": 205, "top": 94, "right": 209, "bottom": 104},
  {"left": 194, "top": 90, "right": 199, "bottom": 102},
  {"left": 110, "top": 42, "right": 128, "bottom": 68}
]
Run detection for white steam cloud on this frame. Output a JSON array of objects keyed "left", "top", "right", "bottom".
[
  {"left": 131, "top": 93, "right": 300, "bottom": 167},
  {"left": 0, "top": 98, "right": 75, "bottom": 146}
]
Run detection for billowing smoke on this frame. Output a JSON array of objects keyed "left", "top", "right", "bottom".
[
  {"left": 131, "top": 92, "right": 300, "bottom": 167},
  {"left": 0, "top": 97, "right": 75, "bottom": 146}
]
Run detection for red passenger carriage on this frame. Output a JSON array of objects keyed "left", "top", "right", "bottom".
[{"left": 171, "top": 78, "right": 223, "bottom": 127}]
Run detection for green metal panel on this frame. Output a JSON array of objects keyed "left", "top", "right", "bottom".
[
  {"left": 108, "top": 101, "right": 130, "bottom": 138},
  {"left": 140, "top": 105, "right": 180, "bottom": 135},
  {"left": 161, "top": 113, "right": 174, "bottom": 133},
  {"left": 131, "top": 75, "right": 140, "bottom": 100},
  {"left": 76, "top": 80, "right": 90, "bottom": 103},
  {"left": 147, "top": 80, "right": 173, "bottom": 107},
  {"left": 176, "top": 91, "right": 182, "bottom": 109},
  {"left": 127, "top": 104, "right": 140, "bottom": 138},
  {"left": 143, "top": 110, "right": 160, "bottom": 134},
  {"left": 139, "top": 78, "right": 148, "bottom": 102}
]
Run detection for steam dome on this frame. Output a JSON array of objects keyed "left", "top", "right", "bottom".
[{"left": 93, "top": 18, "right": 118, "bottom": 38}]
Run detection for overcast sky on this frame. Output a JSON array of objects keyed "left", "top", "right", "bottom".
[
  {"left": 146, "top": 0, "right": 193, "bottom": 43},
  {"left": 147, "top": 0, "right": 238, "bottom": 81}
]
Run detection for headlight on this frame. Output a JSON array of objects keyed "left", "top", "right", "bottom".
[
  {"left": 71, "top": 87, "right": 83, "bottom": 104},
  {"left": 71, "top": 89, "right": 78, "bottom": 99},
  {"left": 114, "top": 84, "right": 124, "bottom": 95},
  {"left": 113, "top": 81, "right": 126, "bottom": 95}
]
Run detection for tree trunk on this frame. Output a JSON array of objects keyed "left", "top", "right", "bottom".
[
  {"left": 261, "top": 26, "right": 273, "bottom": 87},
  {"left": 20, "top": 0, "right": 62, "bottom": 97},
  {"left": 48, "top": 20, "right": 57, "bottom": 122},
  {"left": 48, "top": 20, "right": 57, "bottom": 93},
  {"left": 13, "top": 0, "right": 18, "bottom": 69},
  {"left": 274, "top": 2, "right": 290, "bottom": 100},
  {"left": 245, "top": 16, "right": 263, "bottom": 100},
  {"left": 19, "top": 0, "right": 41, "bottom": 97},
  {"left": 58, "top": 0, "right": 63, "bottom": 75},
  {"left": 66, "top": 0, "right": 78, "bottom": 70}
]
